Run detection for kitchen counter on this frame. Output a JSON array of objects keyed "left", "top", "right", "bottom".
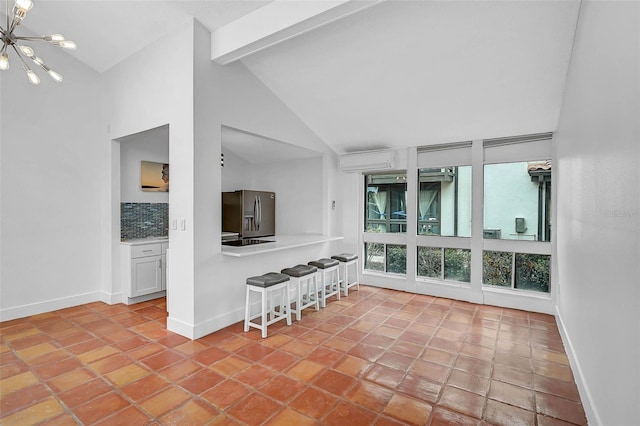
[
  {"left": 121, "top": 236, "right": 169, "bottom": 245},
  {"left": 221, "top": 234, "right": 343, "bottom": 257}
]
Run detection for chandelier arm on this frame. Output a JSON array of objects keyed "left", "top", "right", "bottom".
[
  {"left": 6, "top": 0, "right": 9, "bottom": 36},
  {"left": 15, "top": 36, "right": 47, "bottom": 41}
]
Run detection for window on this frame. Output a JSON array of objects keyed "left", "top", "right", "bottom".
[
  {"left": 365, "top": 173, "right": 407, "bottom": 233},
  {"left": 418, "top": 166, "right": 471, "bottom": 237},
  {"left": 484, "top": 161, "right": 551, "bottom": 241},
  {"left": 417, "top": 246, "right": 471, "bottom": 283},
  {"left": 364, "top": 242, "right": 406, "bottom": 275},
  {"left": 483, "top": 251, "right": 550, "bottom": 293}
]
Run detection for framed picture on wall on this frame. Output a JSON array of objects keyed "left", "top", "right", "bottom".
[{"left": 141, "top": 161, "right": 169, "bottom": 192}]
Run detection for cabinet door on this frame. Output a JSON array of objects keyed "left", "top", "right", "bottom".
[{"left": 131, "top": 255, "right": 163, "bottom": 297}]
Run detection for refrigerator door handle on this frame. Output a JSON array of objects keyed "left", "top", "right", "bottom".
[{"left": 256, "top": 195, "right": 262, "bottom": 230}]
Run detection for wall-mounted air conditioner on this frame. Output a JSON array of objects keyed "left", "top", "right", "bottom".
[{"left": 340, "top": 150, "right": 396, "bottom": 173}]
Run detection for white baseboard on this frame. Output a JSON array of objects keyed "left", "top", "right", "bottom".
[
  {"left": 100, "top": 291, "right": 123, "bottom": 305},
  {"left": 167, "top": 307, "right": 249, "bottom": 340},
  {"left": 555, "top": 307, "right": 600, "bottom": 426},
  {"left": 0, "top": 292, "right": 103, "bottom": 322}
]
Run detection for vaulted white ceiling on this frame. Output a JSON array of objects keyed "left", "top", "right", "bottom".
[{"left": 11, "top": 0, "right": 581, "bottom": 154}]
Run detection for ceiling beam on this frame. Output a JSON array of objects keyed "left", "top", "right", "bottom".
[{"left": 211, "top": 0, "right": 384, "bottom": 65}]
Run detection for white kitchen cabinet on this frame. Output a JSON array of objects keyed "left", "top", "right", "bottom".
[{"left": 121, "top": 239, "right": 168, "bottom": 304}]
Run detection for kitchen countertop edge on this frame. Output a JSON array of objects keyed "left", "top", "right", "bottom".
[{"left": 221, "top": 235, "right": 343, "bottom": 257}]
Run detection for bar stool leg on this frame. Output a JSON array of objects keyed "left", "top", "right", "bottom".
[
  {"left": 261, "top": 288, "right": 268, "bottom": 338},
  {"left": 244, "top": 287, "right": 251, "bottom": 332}
]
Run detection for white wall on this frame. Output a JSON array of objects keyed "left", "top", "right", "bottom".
[
  {"left": 221, "top": 147, "right": 253, "bottom": 192},
  {"left": 183, "top": 20, "right": 341, "bottom": 337},
  {"left": 102, "top": 20, "right": 195, "bottom": 313},
  {"left": 0, "top": 46, "right": 103, "bottom": 320},
  {"left": 554, "top": 1, "right": 640, "bottom": 424},
  {"left": 119, "top": 125, "right": 169, "bottom": 203},
  {"left": 253, "top": 157, "right": 324, "bottom": 235}
]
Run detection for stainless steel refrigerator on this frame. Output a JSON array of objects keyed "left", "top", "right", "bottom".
[{"left": 222, "top": 190, "right": 276, "bottom": 239}]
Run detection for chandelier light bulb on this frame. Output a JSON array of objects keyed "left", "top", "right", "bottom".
[
  {"left": 15, "top": 0, "right": 33, "bottom": 12},
  {"left": 47, "top": 69, "right": 63, "bottom": 82},
  {"left": 0, "top": 53, "right": 9, "bottom": 70},
  {"left": 55, "top": 40, "right": 76, "bottom": 50},
  {"left": 22, "top": 63, "right": 40, "bottom": 85},
  {"left": 19, "top": 45, "right": 34, "bottom": 57},
  {"left": 48, "top": 34, "right": 65, "bottom": 42}
]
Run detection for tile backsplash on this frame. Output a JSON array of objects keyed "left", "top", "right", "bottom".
[{"left": 121, "top": 203, "right": 168, "bottom": 240}]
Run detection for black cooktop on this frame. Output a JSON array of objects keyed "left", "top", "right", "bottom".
[{"left": 222, "top": 239, "right": 272, "bottom": 247}]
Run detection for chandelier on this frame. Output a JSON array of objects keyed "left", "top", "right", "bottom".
[{"left": 0, "top": 0, "right": 76, "bottom": 84}]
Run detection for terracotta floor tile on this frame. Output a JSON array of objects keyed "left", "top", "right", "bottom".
[
  {"left": 383, "top": 393, "right": 432, "bottom": 425},
  {"left": 533, "top": 359, "right": 574, "bottom": 382},
  {"left": 364, "top": 364, "right": 405, "bottom": 389},
  {"left": 438, "top": 386, "right": 485, "bottom": 419},
  {"left": 324, "top": 400, "right": 378, "bottom": 426},
  {"left": 313, "top": 369, "right": 357, "bottom": 396},
  {"left": 234, "top": 363, "right": 277, "bottom": 387},
  {"left": 160, "top": 399, "right": 218, "bottom": 425},
  {"left": 259, "top": 374, "right": 305, "bottom": 402},
  {"left": 290, "top": 386, "right": 339, "bottom": 419},
  {"left": 46, "top": 367, "right": 96, "bottom": 393},
  {"left": 260, "top": 349, "right": 298, "bottom": 371},
  {"left": 0, "top": 396, "right": 64, "bottom": 426},
  {"left": 173, "top": 340, "right": 209, "bottom": 356},
  {"left": 178, "top": 368, "right": 225, "bottom": 394},
  {"left": 429, "top": 406, "right": 482, "bottom": 426},
  {"left": 409, "top": 359, "right": 450, "bottom": 383},
  {"left": 377, "top": 351, "right": 415, "bottom": 371},
  {"left": 421, "top": 347, "right": 457, "bottom": 367},
  {"left": 306, "top": 346, "right": 342, "bottom": 366},
  {"left": 484, "top": 399, "right": 536, "bottom": 426},
  {"left": 121, "top": 374, "right": 170, "bottom": 402},
  {"left": 285, "top": 359, "right": 325, "bottom": 382},
  {"left": 281, "top": 339, "right": 317, "bottom": 357},
  {"left": 397, "top": 372, "right": 441, "bottom": 403},
  {"left": 264, "top": 407, "right": 317, "bottom": 425},
  {"left": 140, "top": 349, "right": 184, "bottom": 371},
  {"left": 534, "top": 374, "right": 581, "bottom": 401},
  {"left": 139, "top": 385, "right": 191, "bottom": 417},
  {"left": 0, "top": 288, "right": 585, "bottom": 426},
  {"left": 210, "top": 355, "right": 251, "bottom": 377},
  {"left": 536, "top": 392, "right": 587, "bottom": 425},
  {"left": 345, "top": 380, "right": 394, "bottom": 412},
  {"left": 1, "top": 371, "right": 40, "bottom": 396},
  {"left": 0, "top": 383, "right": 50, "bottom": 417},
  {"left": 348, "top": 343, "right": 386, "bottom": 362},
  {"left": 94, "top": 405, "right": 151, "bottom": 426},
  {"left": 105, "top": 363, "right": 150, "bottom": 387},
  {"left": 157, "top": 359, "right": 202, "bottom": 382},
  {"left": 235, "top": 341, "right": 275, "bottom": 362},
  {"left": 227, "top": 392, "right": 283, "bottom": 424},
  {"left": 446, "top": 369, "right": 489, "bottom": 397},
  {"left": 202, "top": 379, "right": 251, "bottom": 410},
  {"left": 488, "top": 379, "right": 535, "bottom": 410},
  {"left": 57, "top": 378, "right": 113, "bottom": 408},
  {"left": 74, "top": 391, "right": 129, "bottom": 425},
  {"left": 191, "top": 346, "right": 229, "bottom": 366}
]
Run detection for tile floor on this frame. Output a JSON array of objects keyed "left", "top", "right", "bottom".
[{"left": 0, "top": 286, "right": 587, "bottom": 425}]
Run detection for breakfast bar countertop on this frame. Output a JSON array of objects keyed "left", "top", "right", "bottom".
[{"left": 221, "top": 234, "right": 343, "bottom": 257}]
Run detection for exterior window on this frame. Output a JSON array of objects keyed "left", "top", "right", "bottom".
[
  {"left": 365, "top": 242, "right": 406, "bottom": 274},
  {"left": 417, "top": 246, "right": 471, "bottom": 283},
  {"left": 365, "top": 173, "right": 407, "bottom": 233},
  {"left": 483, "top": 251, "right": 550, "bottom": 293},
  {"left": 418, "top": 166, "right": 471, "bottom": 237},
  {"left": 484, "top": 161, "right": 551, "bottom": 241}
]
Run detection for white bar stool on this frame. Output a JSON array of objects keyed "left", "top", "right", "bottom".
[
  {"left": 244, "top": 272, "right": 291, "bottom": 338},
  {"left": 308, "top": 258, "right": 340, "bottom": 308},
  {"left": 281, "top": 264, "right": 319, "bottom": 321},
  {"left": 331, "top": 253, "right": 360, "bottom": 297}
]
